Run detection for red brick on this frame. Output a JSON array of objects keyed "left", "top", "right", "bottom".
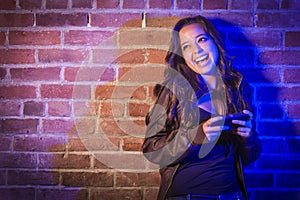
[
  {"left": 0, "top": 101, "right": 20, "bottom": 116},
  {"left": 100, "top": 101, "right": 124, "bottom": 117},
  {"left": 41, "top": 84, "right": 72, "bottom": 98},
  {"left": 42, "top": 119, "right": 76, "bottom": 134},
  {"left": 123, "top": 0, "right": 146, "bottom": 8},
  {"left": 285, "top": 31, "right": 300, "bottom": 47},
  {"left": 92, "top": 49, "right": 122, "bottom": 64},
  {"left": 258, "top": 86, "right": 300, "bottom": 101},
  {"left": 38, "top": 49, "right": 88, "bottom": 63},
  {"left": 95, "top": 85, "right": 147, "bottom": 100},
  {"left": 99, "top": 119, "right": 146, "bottom": 137},
  {"left": 64, "top": 30, "right": 114, "bottom": 45},
  {"left": 149, "top": 0, "right": 172, "bottom": 8},
  {"left": 95, "top": 85, "right": 114, "bottom": 99},
  {"left": 145, "top": 15, "right": 180, "bottom": 28},
  {"left": 36, "top": 189, "right": 89, "bottom": 200},
  {"left": 97, "top": 0, "right": 119, "bottom": 8},
  {"left": 14, "top": 135, "right": 65, "bottom": 152},
  {"left": 9, "top": 31, "right": 60, "bottom": 45},
  {"left": 38, "top": 153, "right": 90, "bottom": 169},
  {"left": 93, "top": 151, "right": 149, "bottom": 170},
  {"left": 281, "top": 0, "right": 300, "bottom": 9},
  {"left": 0, "top": 14, "right": 33, "bottom": 27},
  {"left": 147, "top": 48, "right": 167, "bottom": 64},
  {"left": 64, "top": 66, "right": 115, "bottom": 82},
  {"left": 0, "top": 170, "right": 5, "bottom": 185},
  {"left": 93, "top": 156, "right": 113, "bottom": 169},
  {"left": 256, "top": 0, "right": 278, "bottom": 9},
  {"left": 283, "top": 68, "right": 300, "bottom": 83},
  {"left": 40, "top": 84, "right": 90, "bottom": 99},
  {"left": 0, "top": 136, "right": 12, "bottom": 151},
  {"left": 228, "top": 30, "right": 281, "bottom": 47},
  {"left": 229, "top": 0, "right": 252, "bottom": 10},
  {"left": 239, "top": 68, "right": 281, "bottom": 84},
  {"left": 0, "top": 67, "right": 5, "bottom": 79},
  {"left": 118, "top": 66, "right": 165, "bottom": 82},
  {"left": 24, "top": 101, "right": 44, "bottom": 116},
  {"left": 287, "top": 103, "right": 300, "bottom": 119},
  {"left": 177, "top": 0, "right": 199, "bottom": 9},
  {"left": 62, "top": 171, "right": 113, "bottom": 187},
  {"left": 122, "top": 137, "right": 143, "bottom": 151},
  {"left": 205, "top": 12, "right": 253, "bottom": 27},
  {"left": 66, "top": 137, "right": 88, "bottom": 151},
  {"left": 0, "top": 85, "right": 36, "bottom": 99},
  {"left": 48, "top": 101, "right": 71, "bottom": 117},
  {"left": 72, "top": 101, "right": 97, "bottom": 117},
  {"left": 148, "top": 84, "right": 159, "bottom": 101},
  {"left": 93, "top": 49, "right": 146, "bottom": 64},
  {"left": 98, "top": 119, "right": 126, "bottom": 136},
  {"left": 67, "top": 136, "right": 120, "bottom": 151},
  {"left": 0, "top": 188, "right": 35, "bottom": 200},
  {"left": 145, "top": 188, "right": 159, "bottom": 200},
  {"left": 256, "top": 13, "right": 300, "bottom": 28},
  {"left": 0, "top": 32, "right": 5, "bottom": 45},
  {"left": 74, "top": 118, "right": 97, "bottom": 135},
  {"left": 258, "top": 50, "right": 300, "bottom": 65},
  {"left": 46, "top": 0, "right": 68, "bottom": 9},
  {"left": 11, "top": 67, "right": 61, "bottom": 81},
  {"left": 91, "top": 13, "right": 140, "bottom": 27},
  {"left": 0, "top": 153, "right": 37, "bottom": 168},
  {"left": 36, "top": 13, "right": 87, "bottom": 26},
  {"left": 72, "top": 0, "right": 92, "bottom": 8},
  {"left": 0, "top": 119, "right": 38, "bottom": 134},
  {"left": 119, "top": 29, "right": 170, "bottom": 46},
  {"left": 116, "top": 171, "right": 160, "bottom": 186},
  {"left": 90, "top": 189, "right": 142, "bottom": 200},
  {"left": 203, "top": 0, "right": 226, "bottom": 9},
  {"left": 19, "top": 0, "right": 41, "bottom": 9},
  {"left": 0, "top": 49, "right": 34, "bottom": 64},
  {"left": 132, "top": 86, "right": 147, "bottom": 100},
  {"left": 8, "top": 170, "right": 59, "bottom": 185},
  {"left": 128, "top": 102, "right": 150, "bottom": 117},
  {"left": 0, "top": 0, "right": 16, "bottom": 9}
]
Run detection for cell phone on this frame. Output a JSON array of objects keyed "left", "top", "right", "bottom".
[{"left": 210, "top": 113, "right": 250, "bottom": 130}]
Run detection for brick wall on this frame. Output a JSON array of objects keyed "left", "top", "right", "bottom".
[{"left": 0, "top": 0, "right": 299, "bottom": 199}]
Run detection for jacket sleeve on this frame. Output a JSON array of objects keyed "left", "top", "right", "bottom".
[
  {"left": 142, "top": 86, "right": 206, "bottom": 167},
  {"left": 236, "top": 82, "right": 262, "bottom": 166}
]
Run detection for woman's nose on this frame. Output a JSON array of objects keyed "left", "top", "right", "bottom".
[{"left": 192, "top": 43, "right": 203, "bottom": 53}]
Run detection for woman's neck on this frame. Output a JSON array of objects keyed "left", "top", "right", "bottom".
[{"left": 202, "top": 74, "right": 217, "bottom": 91}]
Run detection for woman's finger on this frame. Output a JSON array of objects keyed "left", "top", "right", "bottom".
[
  {"left": 236, "top": 127, "right": 251, "bottom": 138},
  {"left": 243, "top": 110, "right": 253, "bottom": 119}
]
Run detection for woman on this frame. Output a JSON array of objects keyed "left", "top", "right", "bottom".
[{"left": 142, "top": 15, "right": 262, "bottom": 200}]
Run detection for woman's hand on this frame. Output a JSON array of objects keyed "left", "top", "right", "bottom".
[
  {"left": 202, "top": 116, "right": 229, "bottom": 142},
  {"left": 232, "top": 110, "right": 253, "bottom": 138}
]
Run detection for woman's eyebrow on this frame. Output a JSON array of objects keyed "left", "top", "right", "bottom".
[
  {"left": 181, "top": 41, "right": 189, "bottom": 46},
  {"left": 195, "top": 33, "right": 208, "bottom": 39}
]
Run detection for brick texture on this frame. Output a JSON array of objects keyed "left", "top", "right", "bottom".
[{"left": 0, "top": 1, "right": 299, "bottom": 199}]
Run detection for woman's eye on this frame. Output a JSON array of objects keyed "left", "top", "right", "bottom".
[
  {"left": 198, "top": 37, "right": 208, "bottom": 43},
  {"left": 182, "top": 44, "right": 190, "bottom": 51}
]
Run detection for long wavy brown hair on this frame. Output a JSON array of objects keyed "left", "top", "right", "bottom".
[{"left": 162, "top": 15, "right": 248, "bottom": 116}]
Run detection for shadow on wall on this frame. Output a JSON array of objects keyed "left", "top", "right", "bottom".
[{"left": 210, "top": 18, "right": 299, "bottom": 199}]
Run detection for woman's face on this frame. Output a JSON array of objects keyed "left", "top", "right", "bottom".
[{"left": 179, "top": 23, "right": 219, "bottom": 76}]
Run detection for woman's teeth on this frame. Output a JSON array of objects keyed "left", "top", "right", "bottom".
[{"left": 194, "top": 55, "right": 208, "bottom": 63}]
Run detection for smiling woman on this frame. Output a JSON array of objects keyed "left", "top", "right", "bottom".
[{"left": 142, "top": 15, "right": 262, "bottom": 200}]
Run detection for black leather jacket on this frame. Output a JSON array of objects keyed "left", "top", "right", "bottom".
[{"left": 142, "top": 79, "right": 262, "bottom": 200}]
